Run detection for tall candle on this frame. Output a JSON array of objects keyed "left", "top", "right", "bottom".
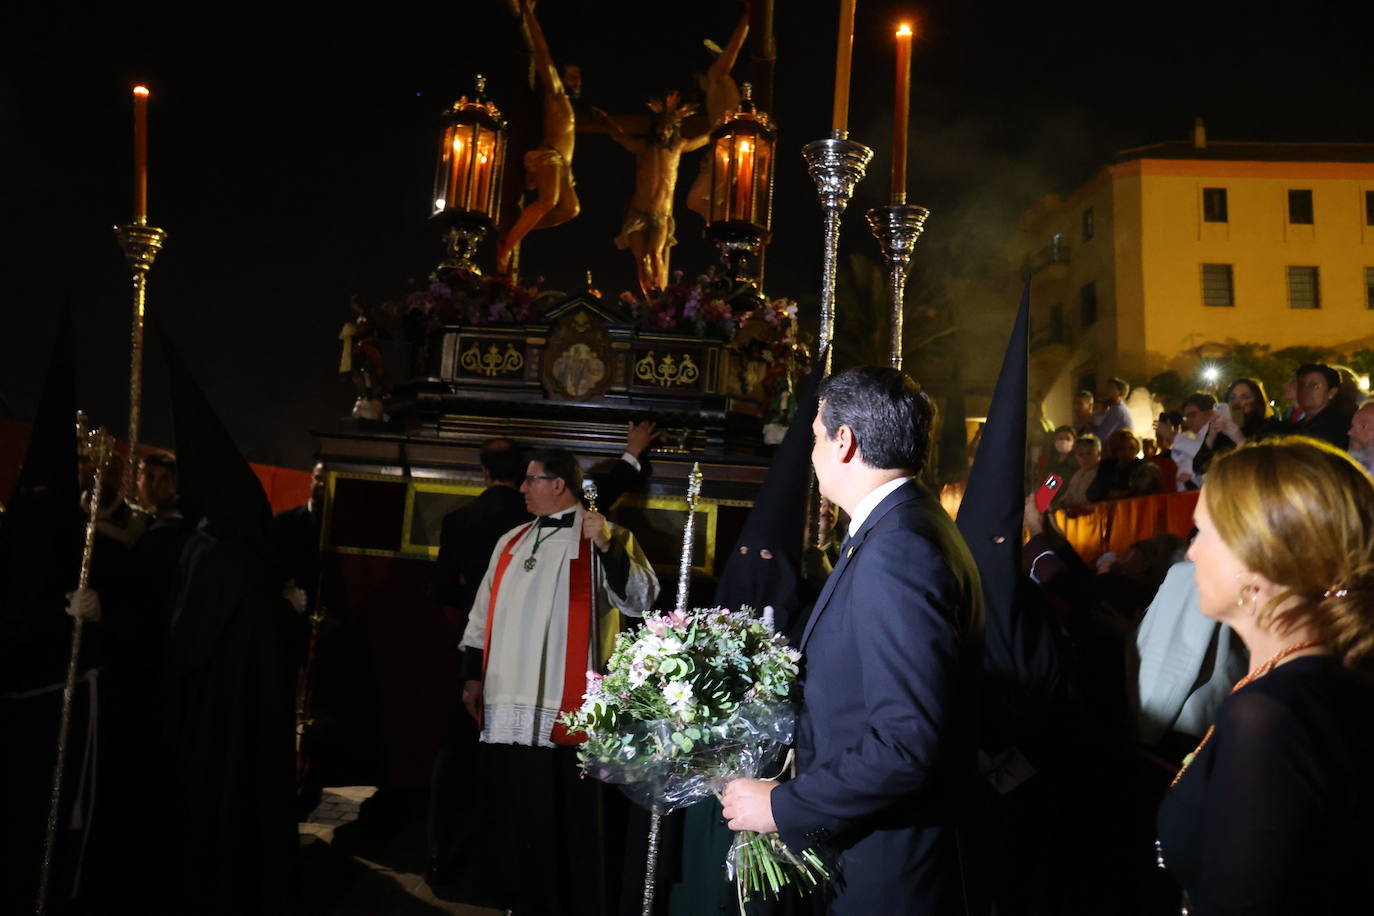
[
  {"left": 891, "top": 24, "right": 912, "bottom": 203},
  {"left": 735, "top": 138, "right": 754, "bottom": 219},
  {"left": 133, "top": 85, "right": 149, "bottom": 223},
  {"left": 831, "top": 0, "right": 856, "bottom": 134},
  {"left": 449, "top": 129, "right": 471, "bottom": 209}
]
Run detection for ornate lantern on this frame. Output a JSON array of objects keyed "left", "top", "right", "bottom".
[
  {"left": 431, "top": 74, "right": 507, "bottom": 274},
  {"left": 706, "top": 83, "right": 776, "bottom": 287}
]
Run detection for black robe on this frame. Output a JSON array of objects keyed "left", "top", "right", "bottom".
[{"left": 163, "top": 526, "right": 305, "bottom": 914}]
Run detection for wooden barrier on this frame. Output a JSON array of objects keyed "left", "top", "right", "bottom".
[{"left": 1054, "top": 490, "right": 1200, "bottom": 567}]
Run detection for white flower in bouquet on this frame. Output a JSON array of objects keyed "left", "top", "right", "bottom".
[{"left": 663, "top": 680, "right": 695, "bottom": 719}]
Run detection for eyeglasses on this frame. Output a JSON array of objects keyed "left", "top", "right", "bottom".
[{"left": 523, "top": 474, "right": 559, "bottom": 485}]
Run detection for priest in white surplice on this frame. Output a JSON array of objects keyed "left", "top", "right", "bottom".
[{"left": 455, "top": 447, "right": 659, "bottom": 914}]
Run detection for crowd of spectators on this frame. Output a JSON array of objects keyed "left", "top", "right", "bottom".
[{"left": 1041, "top": 362, "right": 1370, "bottom": 511}]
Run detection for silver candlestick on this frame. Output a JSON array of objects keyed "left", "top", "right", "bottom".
[
  {"left": 114, "top": 222, "right": 167, "bottom": 502},
  {"left": 865, "top": 204, "right": 930, "bottom": 369},
  {"left": 802, "top": 132, "right": 873, "bottom": 374}
]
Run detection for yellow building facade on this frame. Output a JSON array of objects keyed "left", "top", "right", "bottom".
[{"left": 1021, "top": 133, "right": 1374, "bottom": 426}]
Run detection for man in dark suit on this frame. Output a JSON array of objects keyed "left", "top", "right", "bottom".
[
  {"left": 434, "top": 441, "right": 532, "bottom": 638},
  {"left": 723, "top": 367, "right": 984, "bottom": 914}
]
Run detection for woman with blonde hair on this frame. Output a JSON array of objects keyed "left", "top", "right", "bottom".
[{"left": 1156, "top": 436, "right": 1374, "bottom": 914}]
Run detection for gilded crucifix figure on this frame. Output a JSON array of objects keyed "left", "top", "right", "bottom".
[
  {"left": 596, "top": 94, "right": 709, "bottom": 297},
  {"left": 496, "top": 0, "right": 580, "bottom": 275}
]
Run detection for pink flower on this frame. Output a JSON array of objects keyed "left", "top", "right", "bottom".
[{"left": 667, "top": 609, "right": 692, "bottom": 630}]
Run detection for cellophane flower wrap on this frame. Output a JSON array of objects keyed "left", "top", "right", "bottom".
[{"left": 559, "top": 607, "right": 827, "bottom": 900}]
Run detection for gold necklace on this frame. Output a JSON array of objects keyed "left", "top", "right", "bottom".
[{"left": 1170, "top": 638, "right": 1322, "bottom": 787}]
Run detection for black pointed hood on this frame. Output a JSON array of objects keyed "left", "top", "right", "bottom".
[
  {"left": 713, "top": 347, "right": 826, "bottom": 628},
  {"left": 9, "top": 305, "right": 78, "bottom": 508},
  {"left": 159, "top": 328, "right": 271, "bottom": 544},
  {"left": 957, "top": 283, "right": 1050, "bottom": 682},
  {"left": 1, "top": 303, "right": 80, "bottom": 687},
  {"left": 958, "top": 285, "right": 1028, "bottom": 558}
]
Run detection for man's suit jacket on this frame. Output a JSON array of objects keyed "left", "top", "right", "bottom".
[{"left": 770, "top": 479, "right": 984, "bottom": 915}]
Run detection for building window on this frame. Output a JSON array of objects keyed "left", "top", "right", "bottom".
[
  {"left": 1082, "top": 208, "right": 1095, "bottom": 241},
  {"left": 1288, "top": 266, "right": 1320, "bottom": 309},
  {"left": 1288, "top": 189, "right": 1314, "bottom": 224},
  {"left": 1366, "top": 267, "right": 1374, "bottom": 309},
  {"left": 1203, "top": 187, "right": 1228, "bottom": 222},
  {"left": 1201, "top": 264, "right": 1234, "bottom": 307},
  {"left": 1080, "top": 282, "right": 1098, "bottom": 326}
]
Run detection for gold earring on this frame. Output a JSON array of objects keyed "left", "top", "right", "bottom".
[{"left": 1237, "top": 583, "right": 1258, "bottom": 608}]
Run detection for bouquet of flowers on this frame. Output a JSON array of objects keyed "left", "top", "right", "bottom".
[{"left": 559, "top": 607, "right": 828, "bottom": 900}]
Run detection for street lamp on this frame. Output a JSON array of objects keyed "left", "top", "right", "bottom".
[{"left": 432, "top": 74, "right": 507, "bottom": 274}]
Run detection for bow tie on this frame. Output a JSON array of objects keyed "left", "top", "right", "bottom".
[{"left": 537, "top": 513, "right": 577, "bottom": 529}]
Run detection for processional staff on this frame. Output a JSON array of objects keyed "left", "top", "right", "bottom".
[
  {"left": 36, "top": 424, "right": 112, "bottom": 916},
  {"left": 640, "top": 463, "right": 704, "bottom": 916},
  {"left": 582, "top": 476, "right": 600, "bottom": 656}
]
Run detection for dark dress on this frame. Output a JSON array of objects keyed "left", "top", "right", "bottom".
[
  {"left": 1289, "top": 405, "right": 1351, "bottom": 450},
  {"left": 1156, "top": 655, "right": 1374, "bottom": 915}
]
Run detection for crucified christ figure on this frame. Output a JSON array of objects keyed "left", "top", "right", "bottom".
[
  {"left": 597, "top": 94, "right": 709, "bottom": 297},
  {"left": 687, "top": 2, "right": 750, "bottom": 222},
  {"left": 496, "top": 0, "right": 579, "bottom": 275}
]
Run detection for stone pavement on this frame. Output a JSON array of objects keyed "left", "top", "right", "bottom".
[{"left": 298, "top": 786, "right": 501, "bottom": 916}]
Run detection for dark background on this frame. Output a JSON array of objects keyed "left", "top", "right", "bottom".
[{"left": 4, "top": 0, "right": 1370, "bottom": 470}]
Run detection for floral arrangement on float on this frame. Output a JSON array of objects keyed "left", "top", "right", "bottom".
[
  {"left": 617, "top": 267, "right": 798, "bottom": 342},
  {"left": 402, "top": 263, "right": 799, "bottom": 340},
  {"left": 403, "top": 269, "right": 555, "bottom": 326},
  {"left": 559, "top": 606, "right": 828, "bottom": 901}
]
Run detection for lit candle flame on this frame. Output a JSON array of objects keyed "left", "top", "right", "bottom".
[
  {"left": 133, "top": 85, "right": 150, "bottom": 97},
  {"left": 740, "top": 140, "right": 751, "bottom": 153},
  {"left": 897, "top": 23, "right": 912, "bottom": 37}
]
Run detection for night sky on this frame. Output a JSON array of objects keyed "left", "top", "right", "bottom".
[{"left": 4, "top": 1, "right": 1371, "bottom": 470}]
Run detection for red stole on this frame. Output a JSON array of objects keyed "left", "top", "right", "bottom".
[{"left": 481, "top": 521, "right": 593, "bottom": 745}]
